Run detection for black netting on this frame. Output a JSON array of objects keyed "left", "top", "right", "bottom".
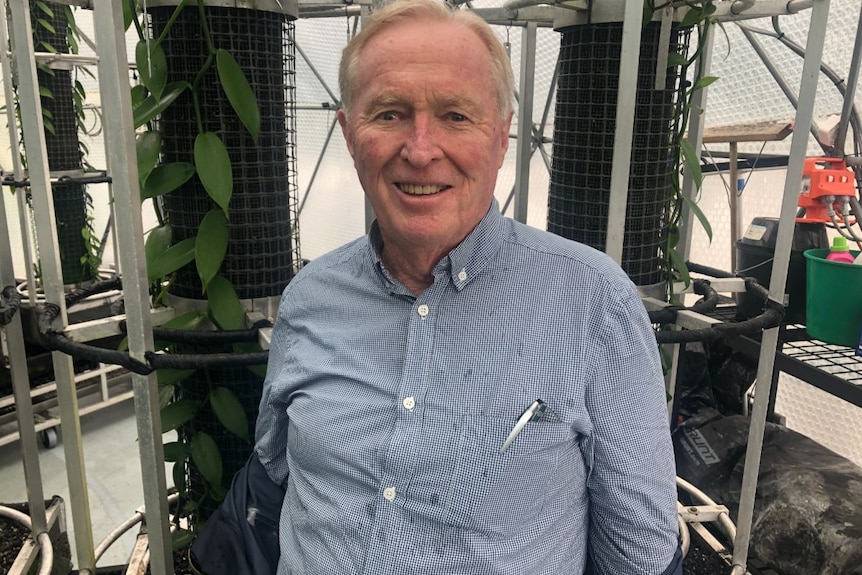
[
  {"left": 174, "top": 361, "right": 263, "bottom": 524},
  {"left": 548, "top": 22, "right": 691, "bottom": 286},
  {"left": 149, "top": 6, "right": 300, "bottom": 300},
  {"left": 32, "top": 1, "right": 90, "bottom": 284},
  {"left": 52, "top": 182, "right": 89, "bottom": 282}
]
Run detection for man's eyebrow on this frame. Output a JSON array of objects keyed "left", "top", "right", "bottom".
[
  {"left": 435, "top": 95, "right": 481, "bottom": 113},
  {"left": 365, "top": 93, "right": 402, "bottom": 111}
]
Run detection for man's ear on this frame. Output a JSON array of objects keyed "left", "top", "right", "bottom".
[{"left": 337, "top": 108, "right": 354, "bottom": 158}]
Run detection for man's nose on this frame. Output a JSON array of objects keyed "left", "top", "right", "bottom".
[{"left": 400, "top": 116, "right": 442, "bottom": 166}]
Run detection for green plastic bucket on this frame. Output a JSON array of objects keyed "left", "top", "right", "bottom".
[{"left": 804, "top": 248, "right": 862, "bottom": 346}]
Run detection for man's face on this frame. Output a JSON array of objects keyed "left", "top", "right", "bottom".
[{"left": 338, "top": 19, "right": 512, "bottom": 258}]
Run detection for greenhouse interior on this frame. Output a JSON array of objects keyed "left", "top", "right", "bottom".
[{"left": 0, "top": 0, "right": 861, "bottom": 573}]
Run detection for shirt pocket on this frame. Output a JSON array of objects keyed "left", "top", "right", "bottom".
[{"left": 443, "top": 413, "right": 576, "bottom": 537}]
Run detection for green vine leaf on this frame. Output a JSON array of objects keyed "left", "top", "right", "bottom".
[
  {"left": 216, "top": 49, "right": 260, "bottom": 144},
  {"left": 158, "top": 385, "right": 174, "bottom": 409},
  {"left": 142, "top": 162, "right": 195, "bottom": 200},
  {"left": 642, "top": 0, "right": 654, "bottom": 28},
  {"left": 195, "top": 209, "right": 229, "bottom": 291},
  {"left": 680, "top": 3, "right": 715, "bottom": 28},
  {"left": 692, "top": 75, "right": 719, "bottom": 92},
  {"left": 135, "top": 40, "right": 168, "bottom": 101},
  {"left": 160, "top": 398, "right": 198, "bottom": 433},
  {"left": 145, "top": 223, "right": 172, "bottom": 265},
  {"left": 666, "top": 53, "right": 687, "bottom": 68},
  {"left": 194, "top": 132, "right": 232, "bottom": 214},
  {"left": 679, "top": 138, "right": 704, "bottom": 189},
  {"left": 160, "top": 310, "right": 207, "bottom": 330},
  {"left": 206, "top": 275, "right": 244, "bottom": 331},
  {"left": 36, "top": 1, "right": 54, "bottom": 18},
  {"left": 130, "top": 84, "right": 148, "bottom": 109},
  {"left": 122, "top": 0, "right": 137, "bottom": 31},
  {"left": 133, "top": 81, "right": 189, "bottom": 129},
  {"left": 210, "top": 387, "right": 250, "bottom": 442},
  {"left": 681, "top": 194, "right": 713, "bottom": 243},
  {"left": 190, "top": 432, "right": 223, "bottom": 486},
  {"left": 136, "top": 131, "right": 161, "bottom": 184},
  {"left": 37, "top": 18, "right": 56, "bottom": 35},
  {"left": 39, "top": 86, "right": 53, "bottom": 99},
  {"left": 668, "top": 247, "right": 691, "bottom": 288},
  {"left": 172, "top": 529, "right": 195, "bottom": 551},
  {"left": 163, "top": 441, "right": 189, "bottom": 463},
  {"left": 172, "top": 461, "right": 186, "bottom": 494},
  {"left": 147, "top": 236, "right": 195, "bottom": 281}
]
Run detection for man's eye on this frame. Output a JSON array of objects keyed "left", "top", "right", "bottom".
[
  {"left": 379, "top": 111, "right": 398, "bottom": 121},
  {"left": 449, "top": 112, "right": 467, "bottom": 122}
]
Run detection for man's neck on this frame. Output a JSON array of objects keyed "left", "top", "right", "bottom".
[{"left": 380, "top": 243, "right": 446, "bottom": 296}]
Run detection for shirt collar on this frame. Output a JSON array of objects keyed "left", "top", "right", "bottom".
[
  {"left": 367, "top": 199, "right": 505, "bottom": 293},
  {"left": 446, "top": 199, "right": 504, "bottom": 291}
]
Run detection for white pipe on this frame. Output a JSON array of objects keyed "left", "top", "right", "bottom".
[
  {"left": 94, "top": 512, "right": 144, "bottom": 561},
  {"left": 678, "top": 514, "right": 691, "bottom": 557},
  {"left": 94, "top": 494, "right": 179, "bottom": 563},
  {"left": 675, "top": 476, "right": 738, "bottom": 542}
]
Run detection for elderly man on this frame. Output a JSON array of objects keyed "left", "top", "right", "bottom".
[{"left": 252, "top": 1, "right": 682, "bottom": 573}]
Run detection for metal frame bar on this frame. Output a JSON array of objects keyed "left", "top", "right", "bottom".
[
  {"left": 833, "top": 1, "right": 862, "bottom": 156},
  {"left": 0, "top": 1, "right": 46, "bottom": 536},
  {"left": 730, "top": 1, "right": 831, "bottom": 572},
  {"left": 513, "top": 22, "right": 537, "bottom": 224},
  {"left": 603, "top": 0, "right": 642, "bottom": 263},
  {"left": 91, "top": 3, "right": 173, "bottom": 574},
  {"left": 6, "top": 2, "right": 96, "bottom": 571}
]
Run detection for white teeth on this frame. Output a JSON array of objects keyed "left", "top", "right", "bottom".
[{"left": 400, "top": 184, "right": 443, "bottom": 195}]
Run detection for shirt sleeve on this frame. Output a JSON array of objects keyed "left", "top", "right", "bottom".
[
  {"left": 582, "top": 282, "right": 680, "bottom": 574},
  {"left": 254, "top": 296, "right": 293, "bottom": 489}
]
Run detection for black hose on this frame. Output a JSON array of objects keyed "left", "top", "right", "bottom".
[
  {"left": 37, "top": 277, "right": 272, "bottom": 374},
  {"left": 0, "top": 285, "right": 22, "bottom": 326}
]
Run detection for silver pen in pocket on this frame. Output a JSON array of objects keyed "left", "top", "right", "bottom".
[{"left": 499, "top": 399, "right": 549, "bottom": 454}]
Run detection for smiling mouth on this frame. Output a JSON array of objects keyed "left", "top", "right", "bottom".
[{"left": 397, "top": 183, "right": 451, "bottom": 196}]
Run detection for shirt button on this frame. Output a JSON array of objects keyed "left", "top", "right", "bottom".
[
  {"left": 402, "top": 396, "right": 416, "bottom": 411},
  {"left": 458, "top": 268, "right": 467, "bottom": 281},
  {"left": 383, "top": 487, "right": 396, "bottom": 501},
  {"left": 417, "top": 304, "right": 429, "bottom": 317}
]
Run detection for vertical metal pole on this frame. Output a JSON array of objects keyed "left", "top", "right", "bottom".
[
  {"left": 729, "top": 142, "right": 740, "bottom": 272},
  {"left": 91, "top": 4, "right": 174, "bottom": 574},
  {"left": 7, "top": 2, "right": 96, "bottom": 572},
  {"left": 0, "top": 0, "right": 46, "bottom": 529},
  {"left": 731, "top": 1, "right": 830, "bottom": 573},
  {"left": 604, "top": 0, "right": 643, "bottom": 262},
  {"left": 362, "top": 3, "right": 376, "bottom": 233},
  {"left": 0, "top": 0, "right": 37, "bottom": 295},
  {"left": 513, "top": 22, "right": 536, "bottom": 224},
  {"left": 833, "top": 0, "right": 862, "bottom": 156}
]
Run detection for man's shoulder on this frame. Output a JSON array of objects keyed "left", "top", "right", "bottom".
[
  {"left": 501, "top": 218, "right": 629, "bottom": 284},
  {"left": 282, "top": 236, "right": 369, "bottom": 292}
]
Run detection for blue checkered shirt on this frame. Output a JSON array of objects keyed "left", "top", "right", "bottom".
[{"left": 255, "top": 202, "right": 679, "bottom": 574}]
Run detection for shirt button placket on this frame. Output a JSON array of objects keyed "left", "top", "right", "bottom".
[
  {"left": 382, "top": 486, "right": 396, "bottom": 501},
  {"left": 417, "top": 303, "right": 429, "bottom": 318}
]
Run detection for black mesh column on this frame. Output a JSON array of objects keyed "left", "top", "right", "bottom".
[
  {"left": 32, "top": 1, "right": 91, "bottom": 284},
  {"left": 150, "top": 5, "right": 300, "bottom": 300},
  {"left": 548, "top": 22, "right": 690, "bottom": 287},
  {"left": 146, "top": 1, "right": 299, "bottom": 525}
]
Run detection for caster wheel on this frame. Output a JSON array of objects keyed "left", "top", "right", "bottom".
[{"left": 40, "top": 427, "right": 59, "bottom": 449}]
